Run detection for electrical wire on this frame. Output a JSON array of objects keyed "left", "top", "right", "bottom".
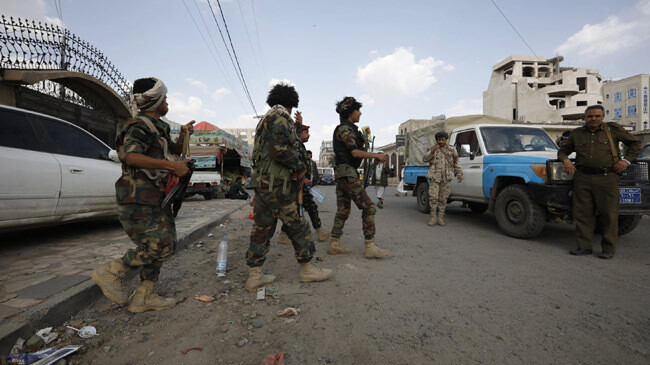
[
  {"left": 212, "top": 0, "right": 257, "bottom": 115},
  {"left": 182, "top": 0, "right": 247, "bottom": 112},
  {"left": 490, "top": 0, "right": 537, "bottom": 57},
  {"left": 237, "top": 0, "right": 266, "bottom": 87},
  {"left": 250, "top": 0, "right": 267, "bottom": 83}
]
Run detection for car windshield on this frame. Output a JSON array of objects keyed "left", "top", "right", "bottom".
[
  {"left": 640, "top": 145, "right": 650, "bottom": 159},
  {"left": 480, "top": 127, "right": 557, "bottom": 153}
]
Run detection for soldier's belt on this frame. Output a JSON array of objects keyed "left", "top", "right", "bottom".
[{"left": 577, "top": 166, "right": 614, "bottom": 174}]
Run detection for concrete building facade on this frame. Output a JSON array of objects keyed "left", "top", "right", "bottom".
[
  {"left": 319, "top": 140, "right": 334, "bottom": 167},
  {"left": 222, "top": 128, "right": 255, "bottom": 154},
  {"left": 483, "top": 55, "right": 603, "bottom": 123},
  {"left": 602, "top": 74, "right": 649, "bottom": 131}
]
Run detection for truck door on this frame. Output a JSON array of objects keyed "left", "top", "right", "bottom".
[{"left": 451, "top": 130, "right": 485, "bottom": 199}]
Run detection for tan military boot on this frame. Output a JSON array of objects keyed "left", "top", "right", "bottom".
[
  {"left": 244, "top": 267, "right": 276, "bottom": 292},
  {"left": 91, "top": 259, "right": 131, "bottom": 306},
  {"left": 127, "top": 280, "right": 176, "bottom": 313},
  {"left": 277, "top": 231, "right": 291, "bottom": 245},
  {"left": 316, "top": 227, "right": 331, "bottom": 242},
  {"left": 364, "top": 239, "right": 389, "bottom": 258},
  {"left": 299, "top": 262, "right": 333, "bottom": 282},
  {"left": 438, "top": 210, "right": 446, "bottom": 226},
  {"left": 328, "top": 237, "right": 352, "bottom": 254}
]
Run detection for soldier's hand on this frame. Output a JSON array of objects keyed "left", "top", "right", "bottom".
[
  {"left": 457, "top": 175, "right": 463, "bottom": 183},
  {"left": 182, "top": 120, "right": 195, "bottom": 135},
  {"left": 613, "top": 160, "right": 629, "bottom": 174},
  {"left": 376, "top": 153, "right": 386, "bottom": 162},
  {"left": 563, "top": 159, "right": 576, "bottom": 175},
  {"left": 303, "top": 177, "right": 312, "bottom": 186},
  {"left": 294, "top": 111, "right": 303, "bottom": 125},
  {"left": 172, "top": 160, "right": 191, "bottom": 177}
]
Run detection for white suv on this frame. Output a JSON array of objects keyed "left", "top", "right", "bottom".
[{"left": 0, "top": 105, "right": 121, "bottom": 231}]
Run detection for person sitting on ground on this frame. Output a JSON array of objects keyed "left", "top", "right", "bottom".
[{"left": 227, "top": 177, "right": 249, "bottom": 200}]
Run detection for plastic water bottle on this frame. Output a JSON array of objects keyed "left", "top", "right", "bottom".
[
  {"left": 308, "top": 187, "right": 326, "bottom": 203},
  {"left": 216, "top": 237, "right": 227, "bottom": 277}
]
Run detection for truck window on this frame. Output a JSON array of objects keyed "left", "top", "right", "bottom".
[
  {"left": 454, "top": 131, "right": 481, "bottom": 157},
  {"left": 480, "top": 127, "right": 557, "bottom": 153}
]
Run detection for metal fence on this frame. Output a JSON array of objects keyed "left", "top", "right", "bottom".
[{"left": 0, "top": 16, "right": 131, "bottom": 103}]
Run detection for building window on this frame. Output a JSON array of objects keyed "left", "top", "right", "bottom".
[
  {"left": 606, "top": 94, "right": 609, "bottom": 99},
  {"left": 644, "top": 121, "right": 649, "bottom": 130},
  {"left": 606, "top": 110, "right": 609, "bottom": 115},
  {"left": 614, "top": 108, "right": 622, "bottom": 118},
  {"left": 614, "top": 92, "right": 622, "bottom": 102},
  {"left": 628, "top": 105, "right": 637, "bottom": 116},
  {"left": 628, "top": 88, "right": 637, "bottom": 99}
]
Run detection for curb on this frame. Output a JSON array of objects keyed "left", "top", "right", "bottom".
[{"left": 0, "top": 202, "right": 247, "bottom": 354}]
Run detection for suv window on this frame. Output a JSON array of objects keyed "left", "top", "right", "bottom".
[
  {"left": 455, "top": 130, "right": 481, "bottom": 157},
  {"left": 0, "top": 109, "right": 41, "bottom": 151},
  {"left": 34, "top": 117, "right": 109, "bottom": 159}
]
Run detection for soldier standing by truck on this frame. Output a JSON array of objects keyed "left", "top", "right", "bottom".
[
  {"left": 423, "top": 131, "right": 463, "bottom": 226},
  {"left": 328, "top": 96, "right": 389, "bottom": 258},
  {"left": 245, "top": 83, "right": 332, "bottom": 292},
  {"left": 558, "top": 105, "right": 641, "bottom": 259}
]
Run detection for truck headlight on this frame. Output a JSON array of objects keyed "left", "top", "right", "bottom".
[{"left": 547, "top": 160, "right": 574, "bottom": 182}]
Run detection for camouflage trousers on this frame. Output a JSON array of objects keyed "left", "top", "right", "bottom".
[
  {"left": 118, "top": 203, "right": 176, "bottom": 281},
  {"left": 331, "top": 176, "right": 376, "bottom": 240},
  {"left": 429, "top": 179, "right": 451, "bottom": 212},
  {"left": 247, "top": 183, "right": 315, "bottom": 267},
  {"left": 281, "top": 185, "right": 322, "bottom": 232}
]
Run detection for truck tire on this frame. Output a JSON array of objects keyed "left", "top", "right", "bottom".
[
  {"left": 618, "top": 215, "right": 642, "bottom": 236},
  {"left": 495, "top": 184, "right": 545, "bottom": 239},
  {"left": 416, "top": 182, "right": 430, "bottom": 214},
  {"left": 468, "top": 202, "right": 488, "bottom": 214}
]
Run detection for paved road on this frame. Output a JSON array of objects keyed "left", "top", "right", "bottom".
[{"left": 68, "top": 185, "right": 649, "bottom": 364}]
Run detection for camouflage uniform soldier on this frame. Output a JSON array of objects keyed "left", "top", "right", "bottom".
[
  {"left": 278, "top": 124, "right": 331, "bottom": 244},
  {"left": 91, "top": 77, "right": 195, "bottom": 312},
  {"left": 328, "top": 97, "right": 389, "bottom": 258},
  {"left": 423, "top": 131, "right": 463, "bottom": 226},
  {"left": 245, "top": 84, "right": 332, "bottom": 292},
  {"left": 558, "top": 105, "right": 640, "bottom": 259}
]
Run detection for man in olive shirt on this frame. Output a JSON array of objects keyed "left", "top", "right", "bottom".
[{"left": 558, "top": 105, "right": 641, "bottom": 259}]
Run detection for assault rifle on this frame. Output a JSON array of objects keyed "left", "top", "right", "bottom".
[
  {"left": 162, "top": 159, "right": 196, "bottom": 218},
  {"left": 363, "top": 136, "right": 375, "bottom": 188}
]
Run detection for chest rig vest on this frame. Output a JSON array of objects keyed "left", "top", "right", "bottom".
[
  {"left": 251, "top": 105, "right": 299, "bottom": 192},
  {"left": 333, "top": 120, "right": 366, "bottom": 169}
]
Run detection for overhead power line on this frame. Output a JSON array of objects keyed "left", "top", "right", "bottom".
[
  {"left": 237, "top": 0, "right": 266, "bottom": 87},
  {"left": 490, "top": 0, "right": 538, "bottom": 57},
  {"left": 250, "top": 0, "right": 267, "bottom": 83},
  {"left": 182, "top": 0, "right": 247, "bottom": 111},
  {"left": 208, "top": 0, "right": 258, "bottom": 116}
]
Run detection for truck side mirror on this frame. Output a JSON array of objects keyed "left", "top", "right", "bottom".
[
  {"left": 469, "top": 151, "right": 475, "bottom": 160},
  {"left": 460, "top": 144, "right": 472, "bottom": 159}
]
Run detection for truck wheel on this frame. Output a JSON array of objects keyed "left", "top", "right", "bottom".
[
  {"left": 468, "top": 202, "right": 488, "bottom": 214},
  {"left": 618, "top": 215, "right": 642, "bottom": 236},
  {"left": 416, "top": 182, "right": 430, "bottom": 214},
  {"left": 203, "top": 193, "right": 213, "bottom": 200},
  {"left": 495, "top": 184, "right": 545, "bottom": 239}
]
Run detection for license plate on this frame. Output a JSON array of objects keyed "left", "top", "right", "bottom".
[
  {"left": 194, "top": 183, "right": 207, "bottom": 189},
  {"left": 620, "top": 188, "right": 641, "bottom": 204}
]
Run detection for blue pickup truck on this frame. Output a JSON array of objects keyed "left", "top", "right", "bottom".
[{"left": 403, "top": 124, "right": 649, "bottom": 238}]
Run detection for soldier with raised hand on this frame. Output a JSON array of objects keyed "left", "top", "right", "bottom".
[
  {"left": 278, "top": 124, "right": 331, "bottom": 245},
  {"left": 328, "top": 96, "right": 389, "bottom": 258},
  {"left": 423, "top": 131, "right": 463, "bottom": 226},
  {"left": 245, "top": 83, "right": 332, "bottom": 292},
  {"left": 558, "top": 105, "right": 641, "bottom": 259},
  {"left": 91, "top": 77, "right": 194, "bottom": 313}
]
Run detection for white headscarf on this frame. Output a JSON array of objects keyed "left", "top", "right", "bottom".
[{"left": 130, "top": 77, "right": 168, "bottom": 117}]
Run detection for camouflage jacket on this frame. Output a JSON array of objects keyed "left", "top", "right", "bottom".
[
  {"left": 251, "top": 105, "right": 305, "bottom": 189},
  {"left": 333, "top": 122, "right": 364, "bottom": 179},
  {"left": 558, "top": 122, "right": 641, "bottom": 169},
  {"left": 115, "top": 114, "right": 180, "bottom": 205},
  {"left": 423, "top": 144, "right": 462, "bottom": 182}
]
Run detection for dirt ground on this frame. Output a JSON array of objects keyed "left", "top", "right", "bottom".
[{"left": 23, "top": 186, "right": 650, "bottom": 364}]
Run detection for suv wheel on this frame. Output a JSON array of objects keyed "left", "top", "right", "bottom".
[
  {"left": 495, "top": 184, "right": 545, "bottom": 239},
  {"left": 416, "top": 181, "right": 430, "bottom": 214}
]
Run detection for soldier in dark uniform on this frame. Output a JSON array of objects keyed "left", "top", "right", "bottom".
[
  {"left": 558, "top": 105, "right": 641, "bottom": 259},
  {"left": 91, "top": 77, "right": 195, "bottom": 312},
  {"left": 277, "top": 125, "right": 331, "bottom": 244},
  {"left": 328, "top": 96, "right": 389, "bottom": 258},
  {"left": 227, "top": 177, "right": 249, "bottom": 200},
  {"left": 245, "top": 84, "right": 332, "bottom": 292},
  {"left": 307, "top": 150, "right": 320, "bottom": 186}
]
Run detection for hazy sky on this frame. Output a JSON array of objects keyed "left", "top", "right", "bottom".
[{"left": 2, "top": 0, "right": 649, "bottom": 158}]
